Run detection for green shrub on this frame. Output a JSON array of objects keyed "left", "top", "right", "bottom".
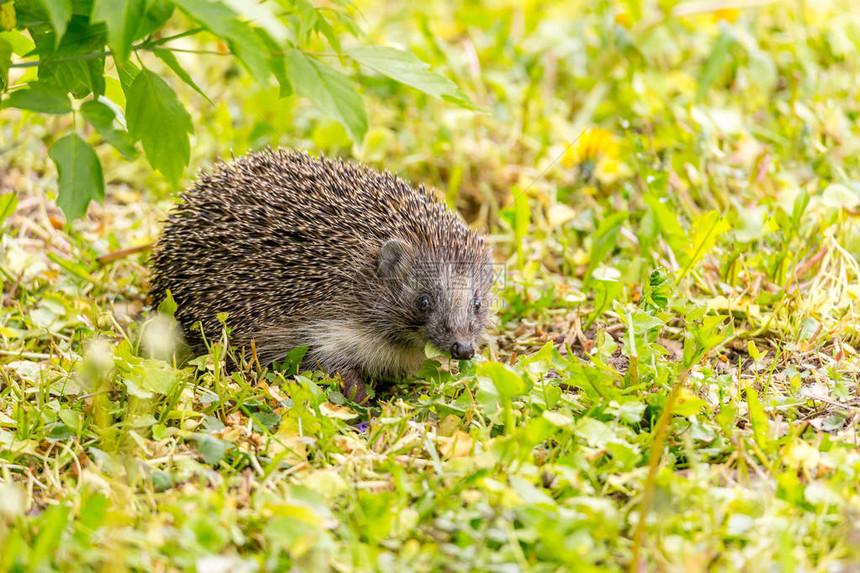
[{"left": 0, "top": 0, "right": 473, "bottom": 219}]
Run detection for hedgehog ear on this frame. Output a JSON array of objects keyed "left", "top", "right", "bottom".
[{"left": 378, "top": 239, "right": 407, "bottom": 278}]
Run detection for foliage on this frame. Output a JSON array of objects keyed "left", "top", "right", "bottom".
[
  {"left": 3, "top": 0, "right": 860, "bottom": 571},
  {"left": 0, "top": 0, "right": 472, "bottom": 219}
]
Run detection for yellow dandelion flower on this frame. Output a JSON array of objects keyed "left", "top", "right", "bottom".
[
  {"left": 615, "top": 11, "right": 633, "bottom": 29},
  {"left": 712, "top": 8, "right": 740, "bottom": 23},
  {"left": 562, "top": 127, "right": 620, "bottom": 168},
  {"left": 595, "top": 155, "right": 632, "bottom": 185}
]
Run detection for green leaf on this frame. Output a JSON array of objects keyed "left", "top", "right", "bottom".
[
  {"left": 0, "top": 38, "right": 9, "bottom": 89},
  {"left": 47, "top": 251, "right": 95, "bottom": 283},
  {"left": 30, "top": 11, "right": 107, "bottom": 98},
  {"left": 268, "top": 56, "right": 293, "bottom": 97},
  {"left": 264, "top": 516, "right": 319, "bottom": 549},
  {"left": 347, "top": 46, "right": 475, "bottom": 109},
  {"left": 475, "top": 375, "right": 501, "bottom": 417},
  {"left": 424, "top": 341, "right": 447, "bottom": 359},
  {"left": 80, "top": 100, "right": 139, "bottom": 159},
  {"left": 92, "top": 0, "right": 145, "bottom": 63},
  {"left": 514, "top": 189, "right": 530, "bottom": 261},
  {"left": 791, "top": 189, "right": 810, "bottom": 227},
  {"left": 519, "top": 341, "right": 555, "bottom": 374},
  {"left": 584, "top": 210, "right": 628, "bottom": 287},
  {"left": 0, "top": 528, "right": 22, "bottom": 572},
  {"left": 575, "top": 417, "right": 615, "bottom": 448},
  {"left": 696, "top": 21, "right": 736, "bottom": 103},
  {"left": 0, "top": 193, "right": 17, "bottom": 227},
  {"left": 747, "top": 341, "right": 761, "bottom": 361},
  {"left": 745, "top": 386, "right": 768, "bottom": 449},
  {"left": 48, "top": 134, "right": 105, "bottom": 221},
  {"left": 117, "top": 60, "right": 140, "bottom": 99},
  {"left": 126, "top": 68, "right": 193, "bottom": 184},
  {"left": 643, "top": 193, "right": 686, "bottom": 253},
  {"left": 125, "top": 363, "right": 179, "bottom": 398},
  {"left": 157, "top": 289, "right": 177, "bottom": 317},
  {"left": 285, "top": 49, "right": 367, "bottom": 143},
  {"left": 642, "top": 267, "right": 673, "bottom": 311},
  {"left": 39, "top": 57, "right": 106, "bottom": 99},
  {"left": 334, "top": 9, "right": 362, "bottom": 39},
  {"left": 1, "top": 82, "right": 71, "bottom": 114},
  {"left": 78, "top": 493, "right": 108, "bottom": 530},
  {"left": 682, "top": 315, "right": 729, "bottom": 367},
  {"left": 172, "top": 0, "right": 271, "bottom": 83},
  {"left": 821, "top": 183, "right": 859, "bottom": 210},
  {"left": 587, "top": 273, "right": 623, "bottom": 329},
  {"left": 679, "top": 210, "right": 731, "bottom": 279},
  {"left": 153, "top": 49, "right": 212, "bottom": 103},
  {"left": 672, "top": 393, "right": 707, "bottom": 417},
  {"left": 293, "top": 0, "right": 318, "bottom": 45},
  {"left": 30, "top": 503, "right": 70, "bottom": 571},
  {"left": 135, "top": 0, "right": 175, "bottom": 41},
  {"left": 275, "top": 345, "right": 308, "bottom": 377},
  {"left": 747, "top": 49, "right": 776, "bottom": 93},
  {"left": 0, "top": 31, "right": 36, "bottom": 56},
  {"left": 197, "top": 434, "right": 229, "bottom": 465},
  {"left": 38, "top": 0, "right": 73, "bottom": 47},
  {"left": 259, "top": 31, "right": 292, "bottom": 98},
  {"left": 478, "top": 362, "right": 525, "bottom": 401},
  {"left": 114, "top": 340, "right": 181, "bottom": 398},
  {"left": 630, "top": 309, "right": 665, "bottom": 334},
  {"left": 148, "top": 469, "right": 173, "bottom": 491},
  {"left": 251, "top": 411, "right": 281, "bottom": 432},
  {"left": 315, "top": 15, "right": 342, "bottom": 55},
  {"left": 0, "top": 2, "right": 15, "bottom": 31},
  {"left": 505, "top": 185, "right": 531, "bottom": 269},
  {"left": 221, "top": 0, "right": 289, "bottom": 44}
]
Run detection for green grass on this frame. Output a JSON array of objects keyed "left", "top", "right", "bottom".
[{"left": 3, "top": 1, "right": 860, "bottom": 571}]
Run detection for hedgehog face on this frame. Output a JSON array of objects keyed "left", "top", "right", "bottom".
[
  {"left": 418, "top": 262, "right": 493, "bottom": 360},
  {"left": 375, "top": 239, "right": 493, "bottom": 362}
]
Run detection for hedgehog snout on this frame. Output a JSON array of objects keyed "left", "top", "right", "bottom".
[
  {"left": 451, "top": 340, "right": 475, "bottom": 360},
  {"left": 430, "top": 306, "right": 482, "bottom": 361}
]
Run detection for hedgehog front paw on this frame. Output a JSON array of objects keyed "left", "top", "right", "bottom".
[{"left": 342, "top": 370, "right": 369, "bottom": 404}]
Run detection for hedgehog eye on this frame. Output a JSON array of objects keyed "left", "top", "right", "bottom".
[
  {"left": 472, "top": 298, "right": 482, "bottom": 312},
  {"left": 415, "top": 294, "right": 431, "bottom": 312}
]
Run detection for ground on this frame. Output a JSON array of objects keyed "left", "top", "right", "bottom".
[{"left": 3, "top": 1, "right": 860, "bottom": 571}]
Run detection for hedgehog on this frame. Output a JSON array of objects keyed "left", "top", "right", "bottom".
[{"left": 149, "top": 149, "right": 494, "bottom": 402}]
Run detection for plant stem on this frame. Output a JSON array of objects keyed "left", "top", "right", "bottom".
[
  {"left": 9, "top": 29, "right": 207, "bottom": 69},
  {"left": 9, "top": 28, "right": 337, "bottom": 69},
  {"left": 629, "top": 370, "right": 687, "bottom": 572}
]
